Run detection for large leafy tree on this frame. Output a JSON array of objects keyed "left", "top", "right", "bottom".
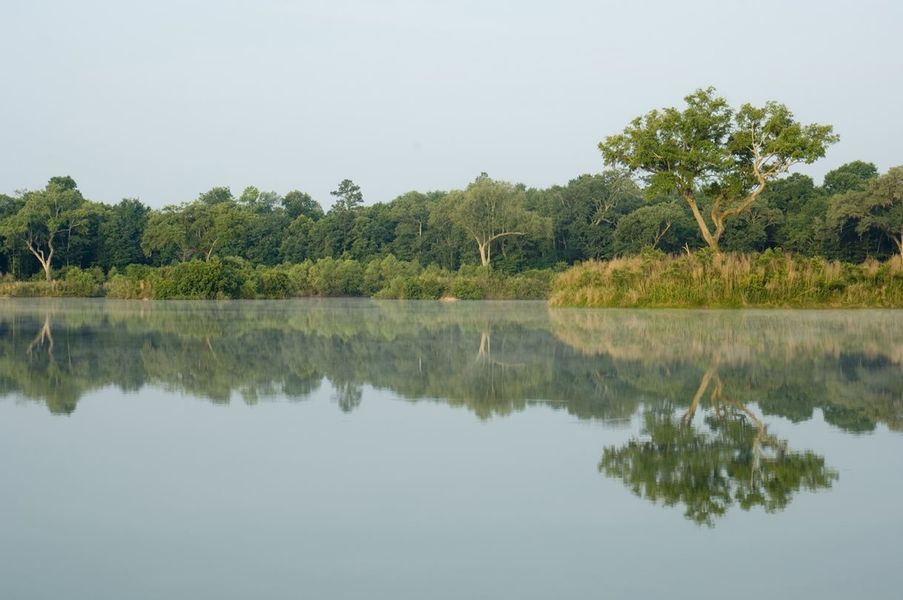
[
  {"left": 535, "top": 172, "right": 645, "bottom": 262},
  {"left": 282, "top": 190, "right": 324, "bottom": 221},
  {"left": 330, "top": 179, "right": 363, "bottom": 211},
  {"left": 437, "top": 174, "right": 551, "bottom": 267},
  {"left": 612, "top": 200, "right": 698, "bottom": 255},
  {"left": 142, "top": 201, "right": 241, "bottom": 263},
  {"left": 822, "top": 160, "right": 878, "bottom": 196},
  {"left": 0, "top": 176, "right": 91, "bottom": 280},
  {"left": 829, "top": 166, "right": 903, "bottom": 263},
  {"left": 99, "top": 198, "right": 150, "bottom": 270},
  {"left": 599, "top": 87, "right": 838, "bottom": 253}
]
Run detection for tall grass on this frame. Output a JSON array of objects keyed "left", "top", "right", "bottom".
[{"left": 549, "top": 249, "right": 903, "bottom": 308}]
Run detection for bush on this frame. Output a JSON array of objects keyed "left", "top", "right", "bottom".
[
  {"left": 254, "top": 267, "right": 295, "bottom": 299},
  {"left": 403, "top": 274, "right": 446, "bottom": 299},
  {"left": 307, "top": 257, "right": 365, "bottom": 296},
  {"left": 362, "top": 255, "right": 420, "bottom": 295},
  {"left": 450, "top": 278, "right": 485, "bottom": 300},
  {"left": 60, "top": 267, "right": 104, "bottom": 297},
  {"left": 151, "top": 259, "right": 247, "bottom": 299}
]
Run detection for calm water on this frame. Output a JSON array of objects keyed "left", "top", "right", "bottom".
[{"left": 1, "top": 299, "right": 901, "bottom": 599}]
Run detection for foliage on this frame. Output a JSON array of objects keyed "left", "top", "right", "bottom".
[
  {"left": 829, "top": 166, "right": 903, "bottom": 263},
  {"left": 612, "top": 200, "right": 698, "bottom": 255},
  {"left": 599, "top": 88, "right": 838, "bottom": 252},
  {"left": 0, "top": 110, "right": 900, "bottom": 299},
  {"left": 601, "top": 407, "right": 837, "bottom": 526},
  {"left": 435, "top": 174, "right": 552, "bottom": 266},
  {"left": 330, "top": 179, "right": 364, "bottom": 211},
  {"left": 0, "top": 176, "right": 92, "bottom": 280}
]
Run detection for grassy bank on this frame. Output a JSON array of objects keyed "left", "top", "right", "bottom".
[
  {"left": 549, "top": 250, "right": 903, "bottom": 308},
  {"left": 0, "top": 256, "right": 556, "bottom": 301}
]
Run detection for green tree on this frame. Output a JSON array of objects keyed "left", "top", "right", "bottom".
[
  {"left": 330, "top": 179, "right": 363, "bottom": 211},
  {"left": 283, "top": 190, "right": 324, "bottom": 221},
  {"left": 197, "top": 186, "right": 234, "bottom": 205},
  {"left": 238, "top": 186, "right": 281, "bottom": 213},
  {"left": 599, "top": 87, "right": 838, "bottom": 253},
  {"left": 829, "top": 166, "right": 903, "bottom": 263},
  {"left": 387, "top": 191, "right": 433, "bottom": 261},
  {"left": 142, "top": 201, "right": 241, "bottom": 263},
  {"left": 438, "top": 174, "right": 551, "bottom": 267},
  {"left": 0, "top": 176, "right": 90, "bottom": 280},
  {"left": 822, "top": 160, "right": 878, "bottom": 196},
  {"left": 534, "top": 172, "right": 645, "bottom": 262},
  {"left": 612, "top": 200, "right": 697, "bottom": 255},
  {"left": 99, "top": 198, "right": 150, "bottom": 270},
  {"left": 280, "top": 215, "right": 315, "bottom": 263}
]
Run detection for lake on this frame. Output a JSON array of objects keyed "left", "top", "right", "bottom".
[{"left": 1, "top": 299, "right": 901, "bottom": 599}]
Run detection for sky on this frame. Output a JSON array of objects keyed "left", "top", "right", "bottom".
[{"left": 1, "top": 0, "right": 901, "bottom": 209}]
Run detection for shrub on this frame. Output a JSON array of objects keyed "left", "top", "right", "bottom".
[
  {"left": 450, "top": 278, "right": 485, "bottom": 300},
  {"left": 307, "top": 258, "right": 364, "bottom": 296},
  {"left": 151, "top": 259, "right": 247, "bottom": 299},
  {"left": 60, "top": 267, "right": 103, "bottom": 297},
  {"left": 255, "top": 267, "right": 295, "bottom": 299}
]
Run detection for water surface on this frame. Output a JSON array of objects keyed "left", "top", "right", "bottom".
[{"left": 1, "top": 299, "right": 901, "bottom": 599}]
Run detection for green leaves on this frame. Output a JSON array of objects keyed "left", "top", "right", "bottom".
[
  {"left": 439, "top": 175, "right": 552, "bottom": 266},
  {"left": 828, "top": 166, "right": 903, "bottom": 260},
  {"left": 0, "top": 176, "right": 89, "bottom": 280},
  {"left": 599, "top": 88, "right": 838, "bottom": 251},
  {"left": 330, "top": 179, "right": 364, "bottom": 211}
]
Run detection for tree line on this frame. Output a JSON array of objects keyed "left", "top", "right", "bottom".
[{"left": 1, "top": 89, "right": 901, "bottom": 282}]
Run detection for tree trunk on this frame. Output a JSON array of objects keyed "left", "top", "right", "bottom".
[
  {"left": 25, "top": 241, "right": 54, "bottom": 281},
  {"left": 682, "top": 194, "right": 720, "bottom": 253},
  {"left": 681, "top": 364, "right": 717, "bottom": 426},
  {"left": 477, "top": 241, "right": 490, "bottom": 267},
  {"left": 205, "top": 239, "right": 218, "bottom": 262}
]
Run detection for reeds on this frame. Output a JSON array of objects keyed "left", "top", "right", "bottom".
[{"left": 549, "top": 249, "right": 903, "bottom": 308}]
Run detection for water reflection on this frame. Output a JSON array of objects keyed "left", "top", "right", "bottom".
[
  {"left": 600, "top": 365, "right": 838, "bottom": 526},
  {"left": 0, "top": 299, "right": 900, "bottom": 524}
]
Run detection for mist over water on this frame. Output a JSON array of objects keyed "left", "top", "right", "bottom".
[{"left": 1, "top": 299, "right": 901, "bottom": 599}]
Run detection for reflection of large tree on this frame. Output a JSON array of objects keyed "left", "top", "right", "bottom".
[
  {"left": 0, "top": 300, "right": 899, "bottom": 437},
  {"left": 600, "top": 368, "right": 838, "bottom": 526}
]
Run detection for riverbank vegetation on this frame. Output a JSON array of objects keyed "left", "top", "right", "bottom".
[
  {"left": 1, "top": 89, "right": 900, "bottom": 304},
  {"left": 0, "top": 257, "right": 556, "bottom": 300},
  {"left": 549, "top": 250, "right": 903, "bottom": 308}
]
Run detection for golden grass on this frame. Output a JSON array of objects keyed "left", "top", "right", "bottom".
[{"left": 549, "top": 250, "right": 903, "bottom": 308}]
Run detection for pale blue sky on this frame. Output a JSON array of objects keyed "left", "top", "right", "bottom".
[{"left": 1, "top": 0, "right": 901, "bottom": 208}]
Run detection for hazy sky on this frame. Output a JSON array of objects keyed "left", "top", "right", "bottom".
[{"left": 2, "top": 0, "right": 901, "bottom": 209}]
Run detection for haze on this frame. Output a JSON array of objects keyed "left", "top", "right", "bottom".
[{"left": 1, "top": 0, "right": 900, "bottom": 209}]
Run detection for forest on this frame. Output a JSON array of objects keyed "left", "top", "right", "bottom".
[{"left": 1, "top": 89, "right": 901, "bottom": 302}]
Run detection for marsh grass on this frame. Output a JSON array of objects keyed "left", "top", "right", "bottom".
[{"left": 549, "top": 249, "right": 903, "bottom": 308}]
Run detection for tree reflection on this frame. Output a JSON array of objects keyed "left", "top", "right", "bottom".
[
  {"left": 599, "top": 366, "right": 838, "bottom": 526},
  {"left": 0, "top": 300, "right": 899, "bottom": 438}
]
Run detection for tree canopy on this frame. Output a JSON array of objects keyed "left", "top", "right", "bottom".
[
  {"left": 436, "top": 174, "right": 551, "bottom": 267},
  {"left": 829, "top": 166, "right": 903, "bottom": 263},
  {"left": 599, "top": 87, "right": 839, "bottom": 252},
  {"left": 0, "top": 177, "right": 91, "bottom": 280}
]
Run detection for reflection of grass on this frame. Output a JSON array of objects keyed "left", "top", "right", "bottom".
[
  {"left": 550, "top": 251, "right": 903, "bottom": 308},
  {"left": 549, "top": 308, "right": 903, "bottom": 431},
  {"left": 549, "top": 307, "right": 903, "bottom": 365},
  {"left": 1, "top": 300, "right": 900, "bottom": 432}
]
